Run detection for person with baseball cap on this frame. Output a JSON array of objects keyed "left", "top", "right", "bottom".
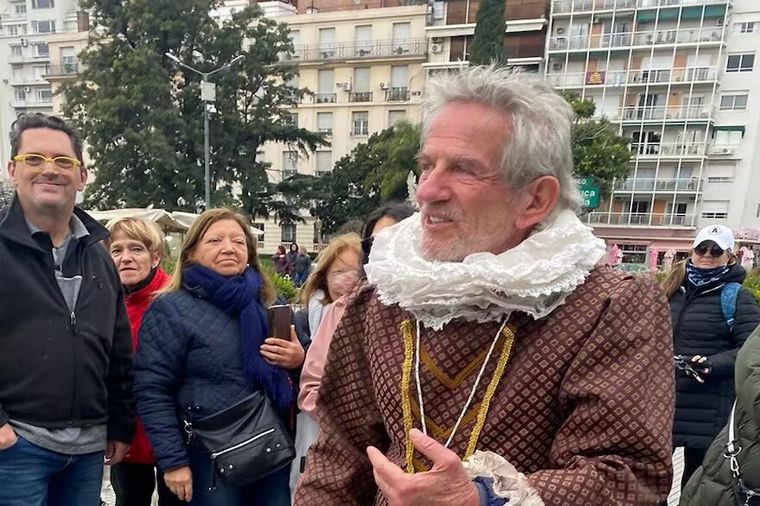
[{"left": 661, "top": 224, "right": 760, "bottom": 491}]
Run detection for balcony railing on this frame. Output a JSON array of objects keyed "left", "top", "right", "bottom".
[
  {"left": 282, "top": 38, "right": 427, "bottom": 63},
  {"left": 554, "top": 0, "right": 728, "bottom": 13},
  {"left": 549, "top": 28, "right": 723, "bottom": 51},
  {"left": 616, "top": 105, "right": 711, "bottom": 122},
  {"left": 612, "top": 177, "right": 702, "bottom": 192},
  {"left": 547, "top": 66, "right": 718, "bottom": 88},
  {"left": 386, "top": 87, "right": 410, "bottom": 102},
  {"left": 313, "top": 93, "right": 336, "bottom": 104},
  {"left": 630, "top": 141, "right": 707, "bottom": 157},
  {"left": 349, "top": 91, "right": 372, "bottom": 102},
  {"left": 44, "top": 61, "right": 79, "bottom": 76},
  {"left": 583, "top": 211, "right": 698, "bottom": 227}
]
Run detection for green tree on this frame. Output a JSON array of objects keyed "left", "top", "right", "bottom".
[
  {"left": 469, "top": 0, "right": 507, "bottom": 66},
  {"left": 562, "top": 91, "right": 632, "bottom": 195},
  {"left": 62, "top": 0, "right": 325, "bottom": 212},
  {"left": 315, "top": 121, "right": 420, "bottom": 234}
]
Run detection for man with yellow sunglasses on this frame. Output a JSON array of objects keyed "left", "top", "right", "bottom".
[{"left": 0, "top": 113, "right": 134, "bottom": 505}]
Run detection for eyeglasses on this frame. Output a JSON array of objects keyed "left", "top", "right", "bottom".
[
  {"left": 694, "top": 244, "right": 724, "bottom": 258},
  {"left": 13, "top": 153, "right": 81, "bottom": 171}
]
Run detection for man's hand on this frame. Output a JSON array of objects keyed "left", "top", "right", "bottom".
[
  {"left": 0, "top": 424, "right": 17, "bottom": 451},
  {"left": 260, "top": 325, "right": 305, "bottom": 370},
  {"left": 690, "top": 355, "right": 712, "bottom": 375},
  {"left": 367, "top": 428, "right": 480, "bottom": 506},
  {"left": 165, "top": 466, "right": 193, "bottom": 502},
  {"left": 104, "top": 440, "right": 130, "bottom": 466}
]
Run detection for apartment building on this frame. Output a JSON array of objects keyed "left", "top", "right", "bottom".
[
  {"left": 256, "top": 4, "right": 427, "bottom": 251},
  {"left": 424, "top": 0, "right": 549, "bottom": 72},
  {"left": 546, "top": 0, "right": 760, "bottom": 263},
  {"left": 0, "top": 0, "right": 83, "bottom": 181}
]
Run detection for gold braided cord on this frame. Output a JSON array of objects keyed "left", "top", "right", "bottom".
[
  {"left": 400, "top": 319, "right": 416, "bottom": 474},
  {"left": 464, "top": 323, "right": 517, "bottom": 458},
  {"left": 401, "top": 320, "right": 517, "bottom": 473}
]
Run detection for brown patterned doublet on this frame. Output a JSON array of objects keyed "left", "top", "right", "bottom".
[{"left": 294, "top": 266, "right": 675, "bottom": 506}]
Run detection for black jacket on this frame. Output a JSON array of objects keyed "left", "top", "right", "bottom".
[
  {"left": 0, "top": 196, "right": 134, "bottom": 443},
  {"left": 670, "top": 263, "right": 760, "bottom": 449}
]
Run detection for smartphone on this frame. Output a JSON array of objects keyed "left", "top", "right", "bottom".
[{"left": 267, "top": 304, "right": 292, "bottom": 339}]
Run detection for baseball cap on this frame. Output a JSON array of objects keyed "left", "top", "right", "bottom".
[{"left": 692, "top": 224, "right": 734, "bottom": 250}]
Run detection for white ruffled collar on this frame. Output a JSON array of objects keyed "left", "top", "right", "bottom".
[{"left": 365, "top": 210, "right": 606, "bottom": 330}]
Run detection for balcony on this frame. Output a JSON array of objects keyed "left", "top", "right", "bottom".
[
  {"left": 284, "top": 38, "right": 427, "bottom": 63},
  {"left": 386, "top": 87, "right": 410, "bottom": 102},
  {"left": 312, "top": 93, "right": 336, "bottom": 104},
  {"left": 553, "top": 0, "right": 729, "bottom": 14},
  {"left": 546, "top": 66, "right": 718, "bottom": 88},
  {"left": 612, "top": 177, "right": 702, "bottom": 192},
  {"left": 44, "top": 61, "right": 80, "bottom": 78},
  {"left": 630, "top": 141, "right": 707, "bottom": 158},
  {"left": 549, "top": 28, "right": 723, "bottom": 52},
  {"left": 584, "top": 211, "right": 698, "bottom": 227},
  {"left": 11, "top": 98, "right": 53, "bottom": 109},
  {"left": 349, "top": 91, "right": 372, "bottom": 103},
  {"left": 616, "top": 105, "right": 712, "bottom": 122}
]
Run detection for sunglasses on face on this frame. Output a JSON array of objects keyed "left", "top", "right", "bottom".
[{"left": 694, "top": 244, "right": 724, "bottom": 258}]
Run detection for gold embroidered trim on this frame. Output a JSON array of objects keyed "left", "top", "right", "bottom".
[
  {"left": 400, "top": 319, "right": 416, "bottom": 473},
  {"left": 400, "top": 319, "right": 517, "bottom": 473}
]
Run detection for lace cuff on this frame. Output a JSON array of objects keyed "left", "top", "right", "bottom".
[{"left": 463, "top": 451, "right": 544, "bottom": 506}]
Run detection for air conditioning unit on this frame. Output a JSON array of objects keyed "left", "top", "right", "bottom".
[
  {"left": 552, "top": 61, "right": 563, "bottom": 71},
  {"left": 430, "top": 43, "right": 442, "bottom": 54},
  {"left": 556, "top": 27, "right": 565, "bottom": 35},
  {"left": 431, "top": 37, "right": 443, "bottom": 44},
  {"left": 23, "top": 86, "right": 31, "bottom": 93},
  {"left": 20, "top": 38, "right": 28, "bottom": 47},
  {"left": 720, "top": 147, "right": 735, "bottom": 154},
  {"left": 379, "top": 82, "right": 388, "bottom": 90},
  {"left": 343, "top": 82, "right": 351, "bottom": 91}
]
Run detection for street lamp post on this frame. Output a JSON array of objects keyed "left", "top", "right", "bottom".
[{"left": 165, "top": 52, "right": 244, "bottom": 210}]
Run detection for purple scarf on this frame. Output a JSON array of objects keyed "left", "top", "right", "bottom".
[{"left": 183, "top": 265, "right": 293, "bottom": 410}]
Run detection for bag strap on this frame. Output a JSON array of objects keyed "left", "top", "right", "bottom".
[
  {"left": 721, "top": 282, "right": 742, "bottom": 332},
  {"left": 725, "top": 400, "right": 742, "bottom": 478}
]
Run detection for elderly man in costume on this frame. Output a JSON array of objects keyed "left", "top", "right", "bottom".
[{"left": 293, "top": 67, "right": 674, "bottom": 506}]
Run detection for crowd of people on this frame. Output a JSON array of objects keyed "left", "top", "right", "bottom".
[{"left": 0, "top": 65, "right": 759, "bottom": 506}]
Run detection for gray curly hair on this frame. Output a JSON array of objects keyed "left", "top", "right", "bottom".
[{"left": 421, "top": 66, "right": 581, "bottom": 213}]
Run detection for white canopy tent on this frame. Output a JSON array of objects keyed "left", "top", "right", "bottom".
[{"left": 85, "top": 208, "right": 264, "bottom": 236}]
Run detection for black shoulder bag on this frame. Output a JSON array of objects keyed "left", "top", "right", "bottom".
[
  {"left": 184, "top": 391, "right": 295, "bottom": 488},
  {"left": 724, "top": 401, "right": 760, "bottom": 506}
]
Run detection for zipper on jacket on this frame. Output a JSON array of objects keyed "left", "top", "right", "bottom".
[
  {"left": 210, "top": 428, "right": 275, "bottom": 459},
  {"left": 70, "top": 312, "right": 77, "bottom": 334}
]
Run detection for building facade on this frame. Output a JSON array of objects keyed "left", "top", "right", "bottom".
[
  {"left": 546, "top": 0, "right": 760, "bottom": 263},
  {"left": 0, "top": 0, "right": 84, "bottom": 182}
]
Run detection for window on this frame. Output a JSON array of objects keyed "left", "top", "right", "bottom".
[
  {"left": 713, "top": 129, "right": 744, "bottom": 146},
  {"left": 15, "top": 3, "right": 27, "bottom": 14},
  {"left": 11, "top": 45, "right": 22, "bottom": 57},
  {"left": 281, "top": 223, "right": 296, "bottom": 243},
  {"left": 352, "top": 111, "right": 369, "bottom": 136},
  {"left": 32, "top": 0, "right": 55, "bottom": 7},
  {"left": 317, "top": 68, "right": 334, "bottom": 95},
  {"left": 32, "top": 65, "right": 46, "bottom": 78},
  {"left": 388, "top": 110, "right": 406, "bottom": 126},
  {"left": 7, "top": 24, "right": 26, "bottom": 36},
  {"left": 252, "top": 222, "right": 264, "bottom": 237},
  {"left": 353, "top": 67, "right": 370, "bottom": 92},
  {"left": 316, "top": 151, "right": 332, "bottom": 175},
  {"left": 726, "top": 54, "right": 754, "bottom": 73},
  {"left": 355, "top": 25, "right": 372, "bottom": 56},
  {"left": 32, "top": 20, "right": 56, "bottom": 33},
  {"left": 707, "top": 176, "right": 733, "bottom": 183},
  {"left": 283, "top": 112, "right": 298, "bottom": 126},
  {"left": 36, "top": 88, "right": 52, "bottom": 102},
  {"left": 719, "top": 94, "right": 748, "bottom": 111},
  {"left": 701, "top": 201, "right": 729, "bottom": 220},
  {"left": 282, "top": 151, "right": 298, "bottom": 178},
  {"left": 319, "top": 27, "right": 336, "bottom": 58},
  {"left": 15, "top": 88, "right": 26, "bottom": 101},
  {"left": 735, "top": 22, "right": 756, "bottom": 34},
  {"left": 316, "top": 112, "right": 333, "bottom": 135},
  {"left": 34, "top": 43, "right": 49, "bottom": 57},
  {"left": 631, "top": 200, "right": 650, "bottom": 214}
]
